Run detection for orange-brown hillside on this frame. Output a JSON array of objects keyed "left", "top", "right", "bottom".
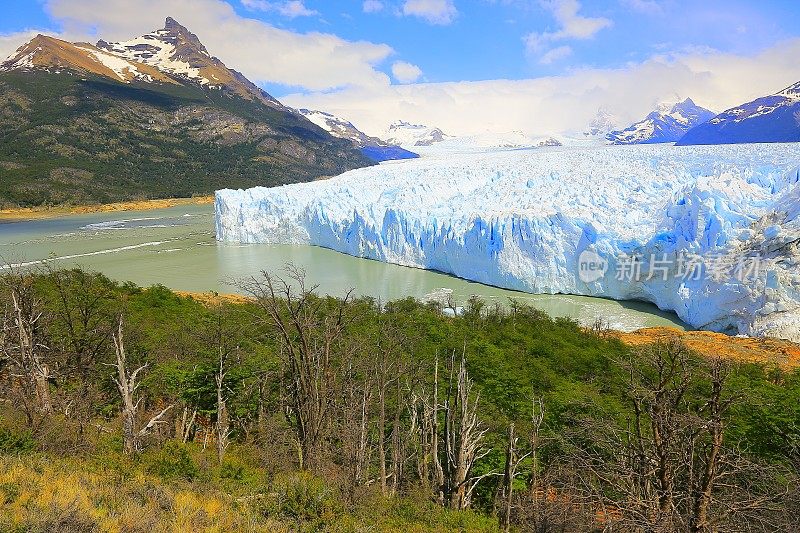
[
  {"left": 4, "top": 34, "right": 177, "bottom": 84},
  {"left": 614, "top": 327, "right": 800, "bottom": 369}
]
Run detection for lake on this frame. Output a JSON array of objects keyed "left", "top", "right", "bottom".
[{"left": 2, "top": 203, "right": 686, "bottom": 331}]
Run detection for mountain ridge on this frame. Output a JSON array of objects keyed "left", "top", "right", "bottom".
[
  {"left": 677, "top": 81, "right": 800, "bottom": 145},
  {"left": 0, "top": 18, "right": 372, "bottom": 206},
  {"left": 298, "top": 109, "right": 418, "bottom": 162}
]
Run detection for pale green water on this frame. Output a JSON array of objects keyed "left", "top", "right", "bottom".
[{"left": 2, "top": 204, "right": 686, "bottom": 331}]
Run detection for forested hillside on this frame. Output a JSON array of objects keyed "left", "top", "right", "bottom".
[
  {"left": 0, "top": 71, "right": 370, "bottom": 207},
  {"left": 0, "top": 267, "right": 798, "bottom": 531}
]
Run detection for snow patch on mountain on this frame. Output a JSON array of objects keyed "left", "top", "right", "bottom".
[
  {"left": 299, "top": 109, "right": 381, "bottom": 147},
  {"left": 299, "top": 109, "right": 418, "bottom": 162},
  {"left": 75, "top": 45, "right": 152, "bottom": 83},
  {"left": 409, "top": 132, "right": 563, "bottom": 155},
  {"left": 384, "top": 121, "right": 450, "bottom": 147},
  {"left": 99, "top": 34, "right": 210, "bottom": 85},
  {"left": 216, "top": 143, "right": 800, "bottom": 342}
]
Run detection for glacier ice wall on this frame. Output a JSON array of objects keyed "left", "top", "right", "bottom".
[{"left": 216, "top": 145, "right": 800, "bottom": 341}]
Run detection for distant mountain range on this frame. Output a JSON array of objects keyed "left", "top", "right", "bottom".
[
  {"left": 384, "top": 121, "right": 450, "bottom": 147},
  {"left": 0, "top": 18, "right": 371, "bottom": 206},
  {"left": 297, "top": 109, "right": 418, "bottom": 162},
  {"left": 607, "top": 98, "right": 715, "bottom": 145},
  {"left": 677, "top": 82, "right": 800, "bottom": 145}
]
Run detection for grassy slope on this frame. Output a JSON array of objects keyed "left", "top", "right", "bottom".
[{"left": 0, "top": 452, "right": 497, "bottom": 532}]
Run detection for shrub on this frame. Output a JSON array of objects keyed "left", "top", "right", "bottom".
[
  {"left": 0, "top": 426, "right": 36, "bottom": 454},
  {"left": 263, "top": 472, "right": 339, "bottom": 521},
  {"left": 145, "top": 441, "right": 198, "bottom": 481}
]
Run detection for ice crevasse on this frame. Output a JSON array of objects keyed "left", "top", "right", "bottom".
[{"left": 216, "top": 144, "right": 800, "bottom": 342}]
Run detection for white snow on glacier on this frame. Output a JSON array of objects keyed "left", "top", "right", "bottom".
[{"left": 216, "top": 144, "right": 800, "bottom": 341}]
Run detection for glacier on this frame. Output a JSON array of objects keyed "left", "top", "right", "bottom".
[{"left": 216, "top": 144, "right": 800, "bottom": 342}]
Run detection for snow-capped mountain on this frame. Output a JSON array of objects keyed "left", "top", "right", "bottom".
[
  {"left": 384, "top": 121, "right": 450, "bottom": 147},
  {"left": 298, "top": 109, "right": 418, "bottom": 162},
  {"left": 1, "top": 17, "right": 281, "bottom": 108},
  {"left": 0, "top": 18, "right": 372, "bottom": 205},
  {"left": 677, "top": 81, "right": 800, "bottom": 145},
  {"left": 0, "top": 34, "right": 178, "bottom": 85},
  {"left": 607, "top": 98, "right": 715, "bottom": 144},
  {"left": 584, "top": 108, "right": 620, "bottom": 137}
]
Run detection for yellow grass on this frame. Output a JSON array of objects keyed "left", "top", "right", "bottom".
[
  {"left": 0, "top": 455, "right": 286, "bottom": 532},
  {"left": 0, "top": 196, "right": 214, "bottom": 222}
]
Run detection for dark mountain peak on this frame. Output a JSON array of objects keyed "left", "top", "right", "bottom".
[
  {"left": 164, "top": 16, "right": 182, "bottom": 29},
  {"left": 153, "top": 17, "right": 210, "bottom": 58}
]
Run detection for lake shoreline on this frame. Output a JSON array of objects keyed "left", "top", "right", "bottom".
[{"left": 0, "top": 196, "right": 214, "bottom": 222}]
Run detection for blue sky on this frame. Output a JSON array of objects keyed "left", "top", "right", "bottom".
[
  {"left": 3, "top": 0, "right": 798, "bottom": 90},
  {"left": 3, "top": 0, "right": 800, "bottom": 135}
]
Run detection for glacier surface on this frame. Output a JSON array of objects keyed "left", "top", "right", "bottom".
[{"left": 216, "top": 144, "right": 800, "bottom": 341}]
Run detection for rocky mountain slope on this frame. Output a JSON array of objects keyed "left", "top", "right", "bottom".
[
  {"left": 607, "top": 98, "right": 715, "bottom": 144},
  {"left": 298, "top": 109, "right": 418, "bottom": 162},
  {"left": 677, "top": 81, "right": 800, "bottom": 145},
  {"left": 0, "top": 18, "right": 371, "bottom": 206}
]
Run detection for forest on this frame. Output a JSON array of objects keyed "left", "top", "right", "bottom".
[
  {"left": 0, "top": 71, "right": 371, "bottom": 207},
  {"left": 0, "top": 266, "right": 798, "bottom": 532}
]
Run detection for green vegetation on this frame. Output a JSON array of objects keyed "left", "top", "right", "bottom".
[
  {"left": 0, "top": 71, "right": 372, "bottom": 207},
  {"left": 0, "top": 267, "right": 798, "bottom": 531}
]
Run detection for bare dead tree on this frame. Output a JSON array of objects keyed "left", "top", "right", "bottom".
[
  {"left": 0, "top": 271, "right": 54, "bottom": 419},
  {"left": 550, "top": 341, "right": 791, "bottom": 532},
  {"left": 206, "top": 305, "right": 242, "bottom": 464},
  {"left": 338, "top": 336, "right": 375, "bottom": 492},
  {"left": 499, "top": 423, "right": 530, "bottom": 531},
  {"left": 371, "top": 312, "right": 409, "bottom": 496},
  {"left": 111, "top": 316, "right": 172, "bottom": 454},
  {"left": 529, "top": 395, "right": 545, "bottom": 496},
  {"left": 241, "top": 266, "right": 355, "bottom": 473},
  {"left": 215, "top": 339, "right": 231, "bottom": 464},
  {"left": 440, "top": 348, "right": 494, "bottom": 510},
  {"left": 177, "top": 406, "right": 197, "bottom": 443}
]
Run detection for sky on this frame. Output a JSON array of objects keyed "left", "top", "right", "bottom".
[{"left": 3, "top": 0, "right": 800, "bottom": 137}]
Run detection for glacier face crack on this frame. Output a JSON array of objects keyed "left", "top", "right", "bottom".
[{"left": 216, "top": 145, "right": 800, "bottom": 342}]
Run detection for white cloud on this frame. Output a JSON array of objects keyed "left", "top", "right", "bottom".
[
  {"left": 282, "top": 39, "right": 800, "bottom": 138},
  {"left": 241, "top": 0, "right": 318, "bottom": 18},
  {"left": 538, "top": 45, "right": 572, "bottom": 64},
  {"left": 42, "top": 0, "right": 392, "bottom": 91},
  {"left": 402, "top": 0, "right": 458, "bottom": 25},
  {"left": 391, "top": 60, "right": 422, "bottom": 83},
  {"left": 525, "top": 0, "right": 612, "bottom": 62},
  {"left": 362, "top": 0, "right": 384, "bottom": 13},
  {"left": 0, "top": 30, "right": 49, "bottom": 62},
  {"left": 620, "top": 0, "right": 663, "bottom": 15}
]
